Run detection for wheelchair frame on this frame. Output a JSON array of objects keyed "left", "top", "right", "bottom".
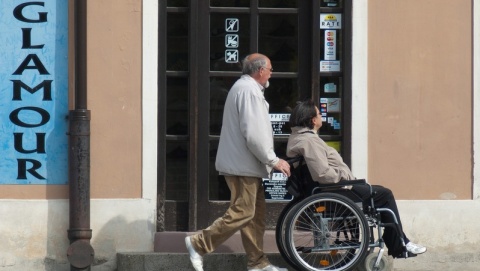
[{"left": 276, "top": 156, "right": 410, "bottom": 271}]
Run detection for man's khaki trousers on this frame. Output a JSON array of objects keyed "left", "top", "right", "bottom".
[{"left": 190, "top": 176, "right": 270, "bottom": 269}]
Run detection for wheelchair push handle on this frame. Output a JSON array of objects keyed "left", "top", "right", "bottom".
[{"left": 286, "top": 156, "right": 304, "bottom": 167}]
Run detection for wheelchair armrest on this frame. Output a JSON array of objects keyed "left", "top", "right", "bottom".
[{"left": 315, "top": 179, "right": 367, "bottom": 189}]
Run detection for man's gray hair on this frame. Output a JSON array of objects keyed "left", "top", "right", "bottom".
[{"left": 242, "top": 54, "right": 267, "bottom": 75}]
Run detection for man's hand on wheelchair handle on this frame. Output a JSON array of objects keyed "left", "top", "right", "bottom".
[{"left": 274, "top": 159, "right": 291, "bottom": 177}]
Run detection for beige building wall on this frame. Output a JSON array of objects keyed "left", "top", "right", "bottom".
[
  {"left": 368, "top": 0, "right": 472, "bottom": 199},
  {"left": 87, "top": 0, "right": 143, "bottom": 199}
]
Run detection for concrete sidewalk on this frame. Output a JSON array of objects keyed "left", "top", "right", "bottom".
[
  {"left": 117, "top": 251, "right": 479, "bottom": 271},
  {"left": 117, "top": 253, "right": 287, "bottom": 271},
  {"left": 117, "top": 231, "right": 480, "bottom": 271}
]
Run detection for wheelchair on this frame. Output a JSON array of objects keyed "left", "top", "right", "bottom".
[{"left": 275, "top": 156, "right": 412, "bottom": 271}]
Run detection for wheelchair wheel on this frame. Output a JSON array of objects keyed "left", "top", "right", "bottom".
[
  {"left": 357, "top": 253, "right": 392, "bottom": 271},
  {"left": 276, "top": 198, "right": 302, "bottom": 270},
  {"left": 284, "top": 193, "right": 369, "bottom": 271}
]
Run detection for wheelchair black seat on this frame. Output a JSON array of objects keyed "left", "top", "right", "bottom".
[{"left": 285, "top": 156, "right": 366, "bottom": 204}]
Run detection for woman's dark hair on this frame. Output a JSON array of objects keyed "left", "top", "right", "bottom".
[{"left": 289, "top": 99, "right": 317, "bottom": 129}]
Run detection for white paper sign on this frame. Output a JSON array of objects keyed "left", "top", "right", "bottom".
[{"left": 320, "top": 61, "right": 341, "bottom": 72}]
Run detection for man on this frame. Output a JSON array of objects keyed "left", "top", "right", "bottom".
[{"left": 185, "top": 53, "right": 291, "bottom": 271}]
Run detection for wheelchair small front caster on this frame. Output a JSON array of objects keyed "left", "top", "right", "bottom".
[{"left": 357, "top": 253, "right": 393, "bottom": 271}]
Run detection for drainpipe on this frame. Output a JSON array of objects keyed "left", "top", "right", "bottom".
[{"left": 67, "top": 0, "right": 94, "bottom": 270}]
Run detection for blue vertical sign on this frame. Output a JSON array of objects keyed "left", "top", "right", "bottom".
[{"left": 0, "top": 1, "right": 69, "bottom": 184}]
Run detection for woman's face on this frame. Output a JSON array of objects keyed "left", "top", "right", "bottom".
[{"left": 312, "top": 106, "right": 323, "bottom": 131}]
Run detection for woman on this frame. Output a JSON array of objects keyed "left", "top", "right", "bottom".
[{"left": 286, "top": 99, "right": 426, "bottom": 258}]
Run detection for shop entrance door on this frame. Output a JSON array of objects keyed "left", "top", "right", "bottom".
[{"left": 158, "top": 0, "right": 351, "bottom": 231}]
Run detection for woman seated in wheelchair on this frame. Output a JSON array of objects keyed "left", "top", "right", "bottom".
[{"left": 286, "top": 99, "right": 426, "bottom": 258}]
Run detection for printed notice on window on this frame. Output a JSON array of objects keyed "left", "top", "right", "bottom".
[
  {"left": 270, "top": 113, "right": 291, "bottom": 135},
  {"left": 263, "top": 173, "right": 292, "bottom": 201}
]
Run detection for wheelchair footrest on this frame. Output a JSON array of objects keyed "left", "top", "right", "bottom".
[
  {"left": 406, "top": 252, "right": 418, "bottom": 258},
  {"left": 396, "top": 251, "right": 417, "bottom": 259}
]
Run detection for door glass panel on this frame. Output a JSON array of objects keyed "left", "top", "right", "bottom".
[
  {"left": 210, "top": 14, "right": 250, "bottom": 71},
  {"left": 259, "top": 0, "right": 297, "bottom": 8},
  {"left": 265, "top": 78, "right": 298, "bottom": 137},
  {"left": 210, "top": 77, "right": 236, "bottom": 135},
  {"left": 274, "top": 141, "right": 289, "bottom": 160},
  {"left": 325, "top": 141, "right": 342, "bottom": 152},
  {"left": 321, "top": 0, "right": 343, "bottom": 7},
  {"left": 259, "top": 14, "right": 298, "bottom": 72},
  {"left": 167, "top": 0, "right": 187, "bottom": 7},
  {"left": 319, "top": 77, "right": 342, "bottom": 136},
  {"left": 265, "top": 78, "right": 298, "bottom": 114},
  {"left": 166, "top": 78, "right": 189, "bottom": 135},
  {"left": 166, "top": 141, "right": 189, "bottom": 200},
  {"left": 209, "top": 141, "right": 230, "bottom": 200},
  {"left": 210, "top": 0, "right": 250, "bottom": 7},
  {"left": 167, "top": 13, "right": 189, "bottom": 71}
]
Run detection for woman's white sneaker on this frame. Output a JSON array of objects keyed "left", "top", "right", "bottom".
[{"left": 406, "top": 242, "right": 427, "bottom": 254}]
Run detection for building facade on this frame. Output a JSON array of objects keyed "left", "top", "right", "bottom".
[{"left": 0, "top": 0, "right": 479, "bottom": 270}]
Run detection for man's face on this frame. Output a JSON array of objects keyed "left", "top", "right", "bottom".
[{"left": 259, "top": 59, "right": 273, "bottom": 87}]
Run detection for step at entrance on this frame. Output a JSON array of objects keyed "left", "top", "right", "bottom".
[{"left": 154, "top": 230, "right": 279, "bottom": 253}]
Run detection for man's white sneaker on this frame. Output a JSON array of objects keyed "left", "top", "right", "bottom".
[
  {"left": 185, "top": 236, "right": 203, "bottom": 271},
  {"left": 406, "top": 242, "right": 427, "bottom": 254},
  {"left": 248, "top": 264, "right": 288, "bottom": 271}
]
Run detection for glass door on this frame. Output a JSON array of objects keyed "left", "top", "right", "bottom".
[{"left": 158, "top": 0, "right": 352, "bottom": 231}]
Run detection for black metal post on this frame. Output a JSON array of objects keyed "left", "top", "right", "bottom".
[{"left": 67, "top": 0, "right": 94, "bottom": 270}]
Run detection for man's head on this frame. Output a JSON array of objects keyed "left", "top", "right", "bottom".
[{"left": 242, "top": 53, "right": 272, "bottom": 88}]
